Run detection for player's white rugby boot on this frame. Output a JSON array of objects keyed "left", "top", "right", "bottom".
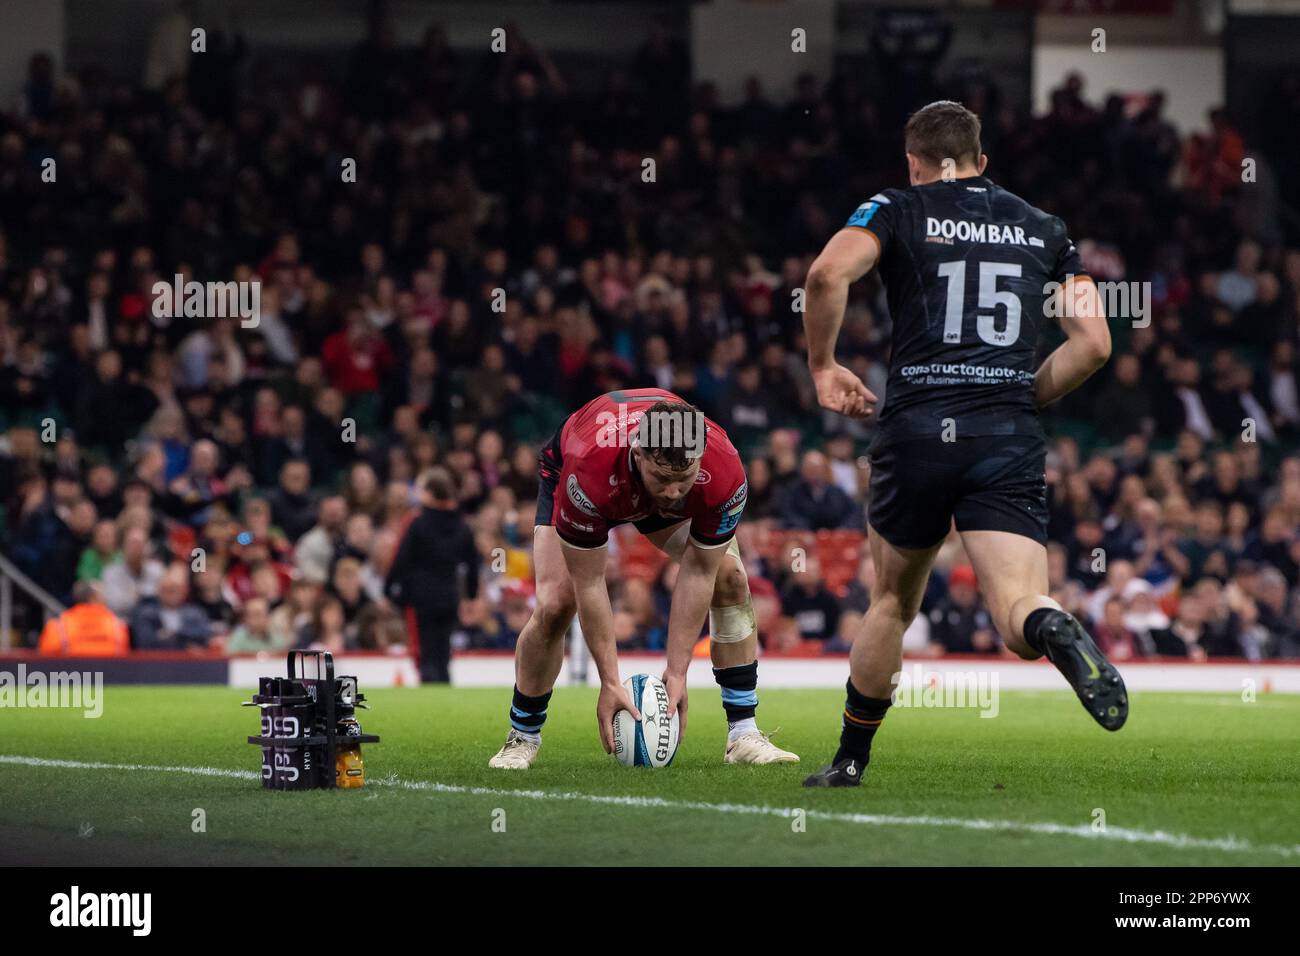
[
  {"left": 725, "top": 731, "right": 800, "bottom": 764},
  {"left": 488, "top": 730, "right": 540, "bottom": 769}
]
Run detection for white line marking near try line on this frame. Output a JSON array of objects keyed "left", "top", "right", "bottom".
[
  {"left": 0, "top": 755, "right": 258, "bottom": 780},
  {"left": 2, "top": 754, "right": 1295, "bottom": 859}
]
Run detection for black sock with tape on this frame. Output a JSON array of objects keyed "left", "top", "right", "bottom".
[
  {"left": 508, "top": 686, "right": 551, "bottom": 740},
  {"left": 834, "top": 678, "right": 891, "bottom": 766},
  {"left": 713, "top": 661, "right": 759, "bottom": 723}
]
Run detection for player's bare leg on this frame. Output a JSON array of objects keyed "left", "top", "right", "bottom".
[
  {"left": 645, "top": 522, "right": 797, "bottom": 764},
  {"left": 711, "top": 548, "right": 799, "bottom": 763},
  {"left": 514, "top": 527, "right": 576, "bottom": 694},
  {"left": 489, "top": 526, "right": 576, "bottom": 769},
  {"left": 804, "top": 531, "right": 938, "bottom": 787},
  {"left": 962, "top": 530, "right": 1127, "bottom": 730}
]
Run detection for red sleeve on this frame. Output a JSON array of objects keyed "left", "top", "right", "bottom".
[
  {"left": 688, "top": 458, "right": 748, "bottom": 549},
  {"left": 554, "top": 461, "right": 611, "bottom": 549}
]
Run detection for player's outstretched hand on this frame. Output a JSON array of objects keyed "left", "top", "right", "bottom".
[
  {"left": 662, "top": 670, "right": 688, "bottom": 742},
  {"left": 596, "top": 680, "right": 641, "bottom": 754},
  {"left": 812, "top": 363, "right": 877, "bottom": 417}
]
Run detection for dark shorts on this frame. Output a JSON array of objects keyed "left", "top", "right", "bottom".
[
  {"left": 534, "top": 428, "right": 681, "bottom": 537},
  {"left": 867, "top": 432, "right": 1049, "bottom": 550}
]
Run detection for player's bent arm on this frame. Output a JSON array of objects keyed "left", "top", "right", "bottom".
[
  {"left": 560, "top": 541, "right": 621, "bottom": 686},
  {"left": 804, "top": 229, "right": 881, "bottom": 417},
  {"left": 664, "top": 537, "right": 729, "bottom": 680},
  {"left": 804, "top": 228, "right": 880, "bottom": 370},
  {"left": 1034, "top": 277, "right": 1112, "bottom": 408}
]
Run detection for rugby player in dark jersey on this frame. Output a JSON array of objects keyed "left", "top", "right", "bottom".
[{"left": 800, "top": 101, "right": 1127, "bottom": 788}]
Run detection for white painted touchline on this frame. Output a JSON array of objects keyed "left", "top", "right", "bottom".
[
  {"left": 0, "top": 754, "right": 259, "bottom": 780},
  {"left": 1, "top": 754, "right": 1295, "bottom": 859}
]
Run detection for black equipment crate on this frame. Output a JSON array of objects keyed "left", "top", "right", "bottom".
[{"left": 244, "top": 650, "right": 379, "bottom": 790}]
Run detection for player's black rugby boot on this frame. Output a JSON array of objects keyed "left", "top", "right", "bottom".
[
  {"left": 1037, "top": 609, "right": 1128, "bottom": 731},
  {"left": 802, "top": 757, "right": 865, "bottom": 788}
]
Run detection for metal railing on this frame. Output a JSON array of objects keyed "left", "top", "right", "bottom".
[{"left": 0, "top": 552, "right": 68, "bottom": 651}]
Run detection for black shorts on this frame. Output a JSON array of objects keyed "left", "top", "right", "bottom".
[
  {"left": 534, "top": 429, "right": 681, "bottom": 537},
  {"left": 867, "top": 433, "right": 1049, "bottom": 549}
]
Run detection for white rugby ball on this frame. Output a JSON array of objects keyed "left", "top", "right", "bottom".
[{"left": 611, "top": 674, "right": 680, "bottom": 768}]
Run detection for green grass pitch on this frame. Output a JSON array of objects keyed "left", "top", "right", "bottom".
[{"left": 1, "top": 685, "right": 1297, "bottom": 866}]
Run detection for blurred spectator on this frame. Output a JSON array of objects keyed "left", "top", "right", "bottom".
[
  {"left": 824, "top": 435, "right": 861, "bottom": 499},
  {"left": 293, "top": 495, "right": 348, "bottom": 584},
  {"left": 779, "top": 557, "right": 840, "bottom": 642},
  {"left": 226, "top": 597, "right": 292, "bottom": 654},
  {"left": 720, "top": 363, "right": 784, "bottom": 451},
  {"left": 193, "top": 565, "right": 236, "bottom": 635},
  {"left": 926, "top": 565, "right": 996, "bottom": 654},
  {"left": 266, "top": 460, "right": 318, "bottom": 541},
  {"left": 1158, "top": 591, "right": 1210, "bottom": 660},
  {"left": 1095, "top": 354, "right": 1155, "bottom": 442},
  {"left": 224, "top": 535, "right": 292, "bottom": 608},
  {"left": 781, "top": 451, "right": 859, "bottom": 530},
  {"left": 77, "top": 519, "right": 119, "bottom": 584},
  {"left": 44, "top": 497, "right": 98, "bottom": 603},
  {"left": 1121, "top": 579, "right": 1169, "bottom": 653},
  {"left": 163, "top": 438, "right": 250, "bottom": 528},
  {"left": 331, "top": 556, "right": 375, "bottom": 640},
  {"left": 269, "top": 579, "right": 321, "bottom": 644},
  {"left": 37, "top": 582, "right": 130, "bottom": 656},
  {"left": 241, "top": 497, "right": 292, "bottom": 561},
  {"left": 1253, "top": 566, "right": 1291, "bottom": 645},
  {"left": 101, "top": 527, "right": 164, "bottom": 617},
  {"left": 129, "top": 564, "right": 213, "bottom": 650},
  {"left": 300, "top": 596, "right": 347, "bottom": 653},
  {"left": 1094, "top": 595, "right": 1142, "bottom": 661},
  {"left": 385, "top": 467, "right": 479, "bottom": 681}
]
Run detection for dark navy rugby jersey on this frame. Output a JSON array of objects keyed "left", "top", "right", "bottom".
[{"left": 845, "top": 175, "right": 1089, "bottom": 440}]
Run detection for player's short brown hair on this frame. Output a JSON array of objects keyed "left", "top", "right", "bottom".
[
  {"left": 904, "top": 100, "right": 982, "bottom": 168},
  {"left": 421, "top": 466, "right": 457, "bottom": 502},
  {"left": 636, "top": 400, "right": 706, "bottom": 472}
]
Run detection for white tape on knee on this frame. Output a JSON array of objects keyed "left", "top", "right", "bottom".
[
  {"left": 710, "top": 598, "right": 755, "bottom": 644},
  {"left": 666, "top": 531, "right": 752, "bottom": 641}
]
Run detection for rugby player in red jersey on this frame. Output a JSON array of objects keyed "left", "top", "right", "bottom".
[{"left": 488, "top": 390, "right": 798, "bottom": 768}]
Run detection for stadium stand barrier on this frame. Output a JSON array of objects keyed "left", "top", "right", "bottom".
[{"left": 0, "top": 552, "right": 66, "bottom": 652}]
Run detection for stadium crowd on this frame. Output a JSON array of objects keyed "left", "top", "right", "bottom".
[{"left": 3, "top": 21, "right": 1300, "bottom": 665}]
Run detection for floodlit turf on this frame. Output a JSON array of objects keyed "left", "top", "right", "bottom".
[{"left": 1, "top": 684, "right": 1297, "bottom": 866}]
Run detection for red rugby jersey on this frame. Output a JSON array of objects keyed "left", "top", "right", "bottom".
[{"left": 550, "top": 389, "right": 748, "bottom": 550}]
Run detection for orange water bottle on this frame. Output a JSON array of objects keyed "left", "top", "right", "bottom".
[{"left": 335, "top": 716, "right": 365, "bottom": 788}]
